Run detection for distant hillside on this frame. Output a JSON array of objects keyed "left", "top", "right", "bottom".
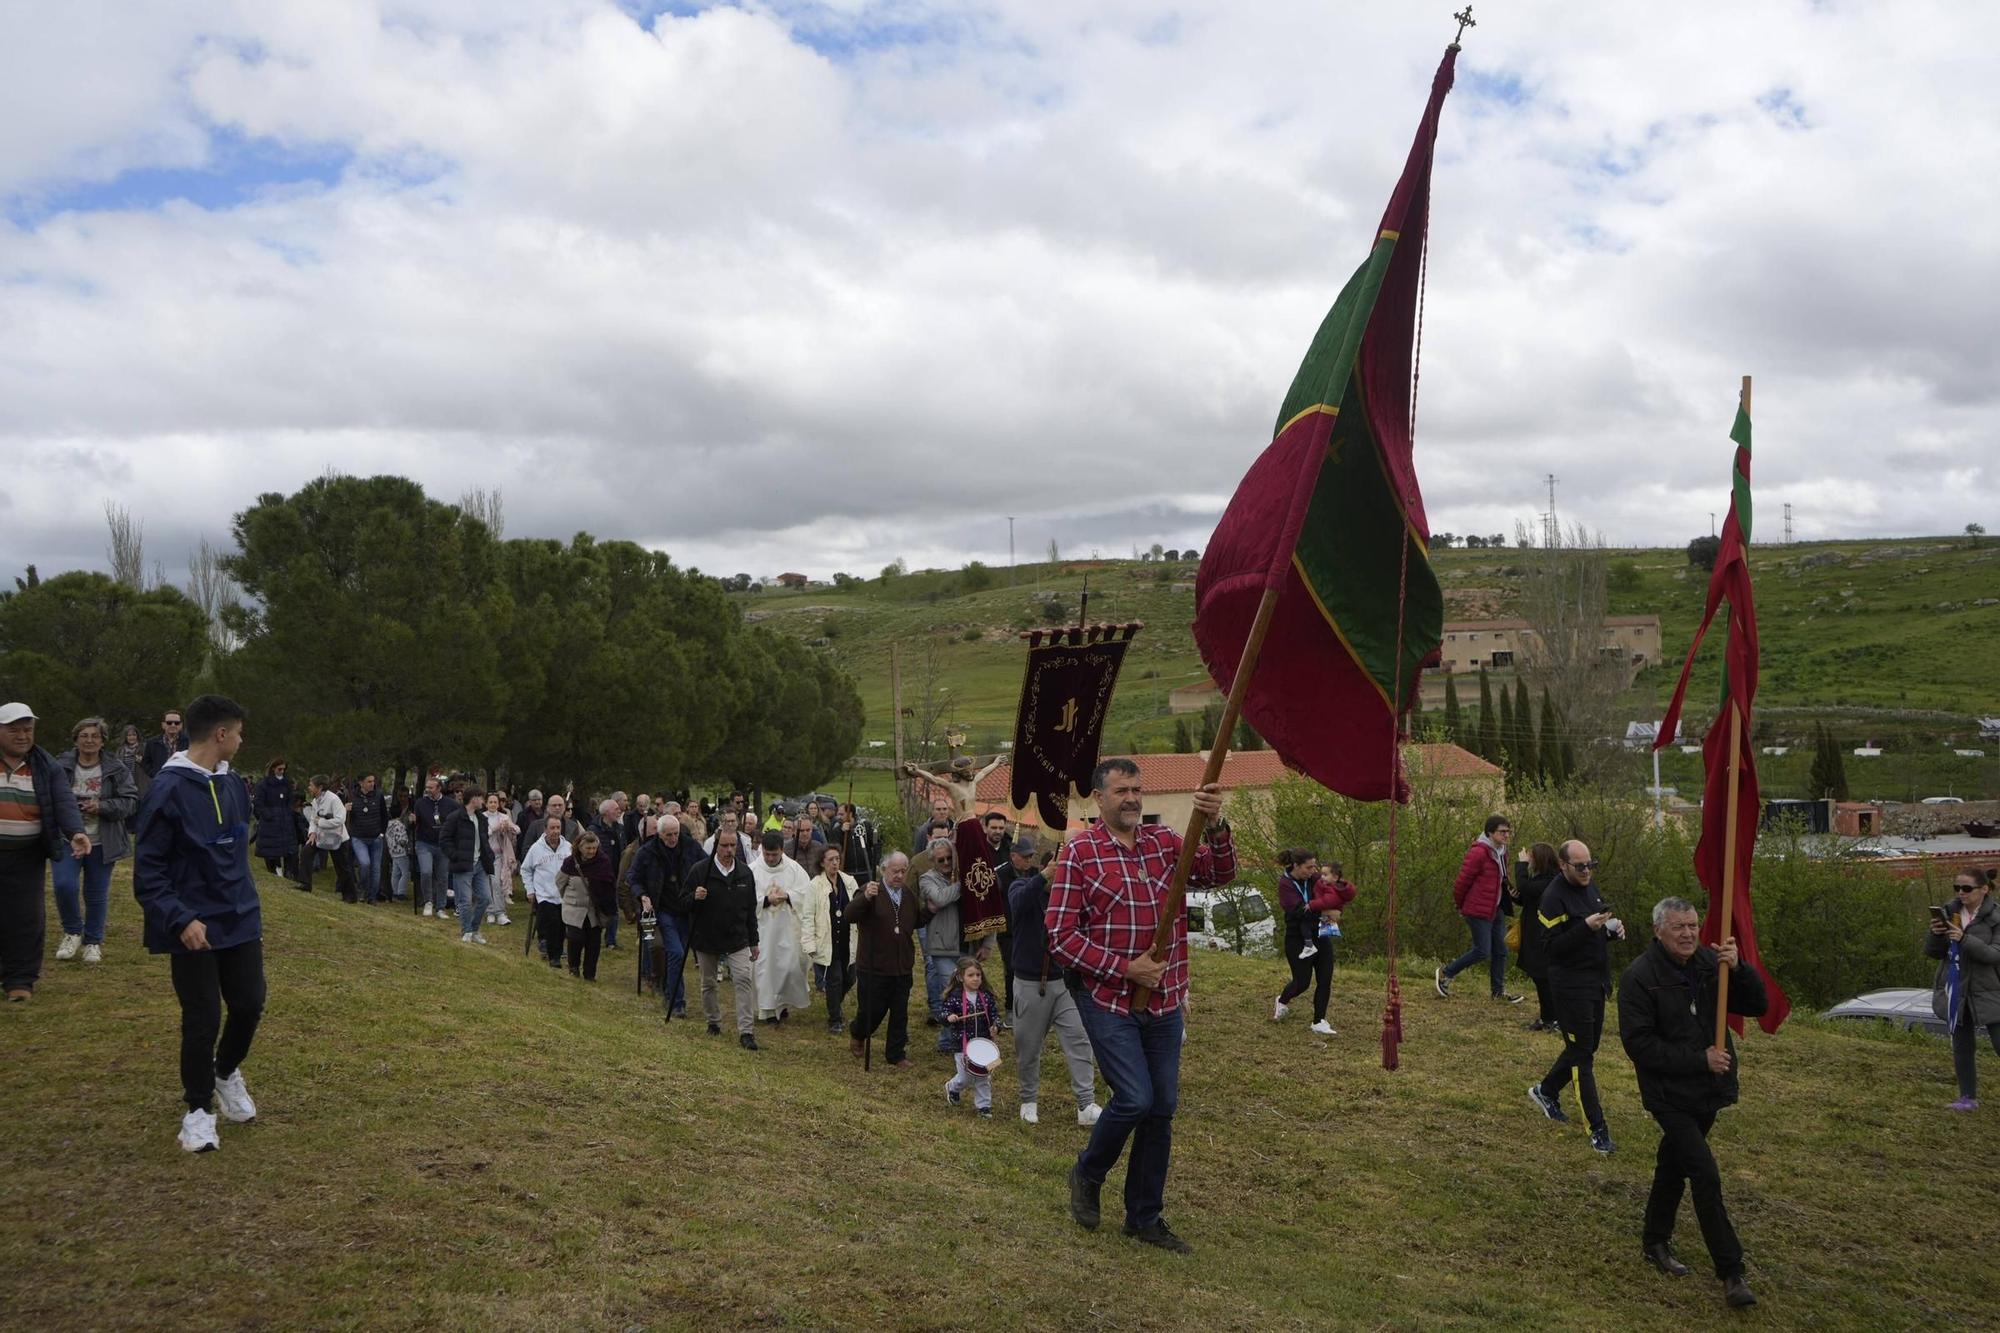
[{"left": 742, "top": 536, "right": 2000, "bottom": 800}]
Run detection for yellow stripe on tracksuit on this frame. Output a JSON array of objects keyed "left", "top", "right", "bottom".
[{"left": 1537, "top": 910, "right": 1586, "bottom": 1119}]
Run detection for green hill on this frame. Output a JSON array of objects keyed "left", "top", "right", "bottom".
[
  {"left": 747, "top": 536, "right": 2000, "bottom": 801},
  {"left": 3, "top": 869, "right": 1990, "bottom": 1329}
]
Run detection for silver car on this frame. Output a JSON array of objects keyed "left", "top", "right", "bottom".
[{"left": 1821, "top": 988, "right": 1947, "bottom": 1038}]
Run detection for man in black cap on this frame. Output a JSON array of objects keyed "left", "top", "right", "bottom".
[{"left": 1004, "top": 832, "right": 1101, "bottom": 1126}]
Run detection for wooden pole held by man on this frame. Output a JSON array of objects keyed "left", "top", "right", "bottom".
[{"left": 1712, "top": 373, "right": 1750, "bottom": 1050}]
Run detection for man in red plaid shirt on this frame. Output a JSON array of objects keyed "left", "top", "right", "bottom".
[{"left": 1049, "top": 757, "right": 1236, "bottom": 1255}]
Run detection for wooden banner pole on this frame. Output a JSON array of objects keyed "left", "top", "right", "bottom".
[{"left": 1713, "top": 373, "right": 1750, "bottom": 1050}]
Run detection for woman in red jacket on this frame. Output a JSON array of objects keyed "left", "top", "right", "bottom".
[
  {"left": 1435, "top": 814, "right": 1522, "bottom": 1004},
  {"left": 1272, "top": 849, "right": 1356, "bottom": 1036}
]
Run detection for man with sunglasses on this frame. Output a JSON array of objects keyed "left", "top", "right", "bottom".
[
  {"left": 139, "top": 709, "right": 189, "bottom": 781},
  {"left": 1527, "top": 839, "right": 1622, "bottom": 1154}
]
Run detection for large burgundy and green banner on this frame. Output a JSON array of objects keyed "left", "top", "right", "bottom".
[{"left": 1192, "top": 48, "right": 1455, "bottom": 803}]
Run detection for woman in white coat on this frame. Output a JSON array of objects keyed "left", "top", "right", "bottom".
[
  {"left": 749, "top": 830, "right": 812, "bottom": 1021},
  {"left": 800, "top": 843, "right": 862, "bottom": 1035}
]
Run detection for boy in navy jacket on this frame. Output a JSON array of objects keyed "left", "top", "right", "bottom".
[{"left": 132, "top": 695, "right": 265, "bottom": 1154}]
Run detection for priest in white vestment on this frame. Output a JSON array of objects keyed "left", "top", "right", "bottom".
[{"left": 750, "top": 832, "right": 812, "bottom": 1020}]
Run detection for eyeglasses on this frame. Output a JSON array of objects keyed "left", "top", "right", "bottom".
[
  {"left": 1564, "top": 859, "right": 1600, "bottom": 871},
  {"left": 1494, "top": 828, "right": 1513, "bottom": 836},
  {"left": 164, "top": 720, "right": 182, "bottom": 727}
]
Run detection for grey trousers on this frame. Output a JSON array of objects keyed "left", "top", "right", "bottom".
[
  {"left": 1013, "top": 974, "right": 1098, "bottom": 1108},
  {"left": 698, "top": 948, "right": 757, "bottom": 1036}
]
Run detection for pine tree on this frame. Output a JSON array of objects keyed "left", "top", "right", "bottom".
[
  {"left": 1808, "top": 722, "right": 1850, "bottom": 801},
  {"left": 1498, "top": 686, "right": 1516, "bottom": 775},
  {"left": 1512, "top": 677, "right": 1538, "bottom": 781},
  {"left": 1171, "top": 718, "right": 1194, "bottom": 754},
  {"left": 1536, "top": 686, "right": 1561, "bottom": 785},
  {"left": 1443, "top": 673, "right": 1463, "bottom": 746},
  {"left": 1476, "top": 667, "right": 1500, "bottom": 762}
]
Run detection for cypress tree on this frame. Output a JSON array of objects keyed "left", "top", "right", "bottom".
[
  {"left": 1808, "top": 722, "right": 1850, "bottom": 801},
  {"left": 1512, "top": 677, "right": 1538, "bottom": 781},
  {"left": 1536, "top": 686, "right": 1561, "bottom": 785},
  {"left": 1443, "top": 673, "right": 1463, "bottom": 746},
  {"left": 1558, "top": 739, "right": 1578, "bottom": 785},
  {"left": 1498, "top": 686, "right": 1517, "bottom": 775},
  {"left": 1476, "top": 667, "right": 1500, "bottom": 762}
]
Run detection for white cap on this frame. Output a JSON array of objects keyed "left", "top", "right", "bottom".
[{"left": 0, "top": 702, "right": 36, "bottom": 725}]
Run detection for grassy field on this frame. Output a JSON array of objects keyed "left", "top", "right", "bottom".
[
  {"left": 745, "top": 536, "right": 2000, "bottom": 800},
  {"left": 3, "top": 866, "right": 1993, "bottom": 1330}
]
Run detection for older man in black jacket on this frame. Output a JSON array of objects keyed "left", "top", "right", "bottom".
[{"left": 1618, "top": 895, "right": 1767, "bottom": 1310}]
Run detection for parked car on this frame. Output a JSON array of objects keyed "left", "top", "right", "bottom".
[
  {"left": 1822, "top": 988, "right": 1948, "bottom": 1038},
  {"left": 1921, "top": 796, "right": 1967, "bottom": 805},
  {"left": 1185, "top": 886, "right": 1276, "bottom": 954}
]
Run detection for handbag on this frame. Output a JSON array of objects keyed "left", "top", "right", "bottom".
[{"left": 1505, "top": 917, "right": 1522, "bottom": 952}]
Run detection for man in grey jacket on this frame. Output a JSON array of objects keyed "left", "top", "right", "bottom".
[{"left": 920, "top": 835, "right": 961, "bottom": 1049}]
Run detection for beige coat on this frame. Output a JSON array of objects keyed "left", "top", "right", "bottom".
[
  {"left": 557, "top": 870, "right": 612, "bottom": 930},
  {"left": 800, "top": 869, "right": 859, "bottom": 967}
]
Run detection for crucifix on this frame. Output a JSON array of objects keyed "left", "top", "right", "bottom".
[
  {"left": 1452, "top": 5, "right": 1476, "bottom": 48},
  {"left": 902, "top": 756, "right": 1004, "bottom": 822}
]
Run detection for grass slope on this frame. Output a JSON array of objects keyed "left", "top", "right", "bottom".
[{"left": 3, "top": 868, "right": 1990, "bottom": 1330}]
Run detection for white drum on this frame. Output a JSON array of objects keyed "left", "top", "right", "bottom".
[{"left": 963, "top": 1036, "right": 1003, "bottom": 1076}]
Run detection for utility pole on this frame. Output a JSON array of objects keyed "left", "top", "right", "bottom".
[
  {"left": 1710, "top": 511, "right": 1716, "bottom": 538},
  {"left": 1007, "top": 516, "right": 1015, "bottom": 585},
  {"left": 1544, "top": 473, "right": 1558, "bottom": 549},
  {"left": 1783, "top": 502, "right": 1794, "bottom": 545},
  {"left": 890, "top": 642, "right": 906, "bottom": 819}
]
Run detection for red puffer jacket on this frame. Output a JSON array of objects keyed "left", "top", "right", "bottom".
[{"left": 1451, "top": 839, "right": 1506, "bottom": 919}]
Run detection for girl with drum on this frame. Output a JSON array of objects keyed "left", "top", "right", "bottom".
[{"left": 942, "top": 956, "right": 1003, "bottom": 1118}]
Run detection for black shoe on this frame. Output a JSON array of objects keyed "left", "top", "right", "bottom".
[
  {"left": 1124, "top": 1220, "right": 1193, "bottom": 1254},
  {"left": 1723, "top": 1275, "right": 1757, "bottom": 1308},
  {"left": 707, "top": 1022, "right": 722, "bottom": 1036},
  {"left": 739, "top": 1033, "right": 759, "bottom": 1051},
  {"left": 1644, "top": 1243, "right": 1691, "bottom": 1278},
  {"left": 1068, "top": 1164, "right": 1100, "bottom": 1231}
]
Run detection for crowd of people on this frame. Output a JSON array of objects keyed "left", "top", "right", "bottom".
[{"left": 3, "top": 692, "right": 1997, "bottom": 1304}]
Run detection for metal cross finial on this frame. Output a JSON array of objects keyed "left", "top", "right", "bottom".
[{"left": 1452, "top": 5, "right": 1476, "bottom": 47}]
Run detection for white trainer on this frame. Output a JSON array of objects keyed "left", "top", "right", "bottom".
[
  {"left": 55, "top": 934, "right": 82, "bottom": 961},
  {"left": 82, "top": 943, "right": 102, "bottom": 964},
  {"left": 1272, "top": 997, "right": 1289, "bottom": 1022},
  {"left": 1310, "top": 1020, "right": 1337, "bottom": 1036},
  {"left": 1077, "top": 1103, "right": 1102, "bottom": 1127},
  {"left": 473, "top": 933, "right": 490, "bottom": 945},
  {"left": 460, "top": 931, "right": 475, "bottom": 943},
  {"left": 215, "top": 1069, "right": 257, "bottom": 1123},
  {"left": 495, "top": 915, "right": 513, "bottom": 927},
  {"left": 1020, "top": 1102, "right": 1039, "bottom": 1124},
  {"left": 422, "top": 903, "right": 435, "bottom": 918},
  {"left": 178, "top": 1107, "right": 220, "bottom": 1153}
]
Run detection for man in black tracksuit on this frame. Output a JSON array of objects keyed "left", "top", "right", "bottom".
[
  {"left": 674, "top": 839, "right": 760, "bottom": 1048},
  {"left": 1528, "top": 838, "right": 1621, "bottom": 1153},
  {"left": 1619, "top": 896, "right": 1767, "bottom": 1309}
]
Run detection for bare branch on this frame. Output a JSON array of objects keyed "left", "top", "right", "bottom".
[
  {"left": 458, "top": 486, "right": 505, "bottom": 540},
  {"left": 105, "top": 502, "right": 145, "bottom": 590},
  {"left": 185, "top": 538, "right": 242, "bottom": 653}
]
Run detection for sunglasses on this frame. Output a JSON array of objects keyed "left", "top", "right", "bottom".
[{"left": 1564, "top": 859, "right": 1600, "bottom": 871}]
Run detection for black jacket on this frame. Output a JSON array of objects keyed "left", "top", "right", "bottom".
[
  {"left": 13, "top": 746, "right": 85, "bottom": 861},
  {"left": 139, "top": 732, "right": 187, "bottom": 779},
  {"left": 676, "top": 854, "right": 758, "bottom": 954},
  {"left": 347, "top": 786, "right": 388, "bottom": 838},
  {"left": 1540, "top": 875, "right": 1615, "bottom": 994},
  {"left": 442, "top": 804, "right": 494, "bottom": 876},
  {"left": 1514, "top": 869, "right": 1560, "bottom": 981},
  {"left": 414, "top": 794, "right": 455, "bottom": 846},
  {"left": 629, "top": 835, "right": 703, "bottom": 918},
  {"left": 1619, "top": 939, "right": 1768, "bottom": 1113},
  {"left": 591, "top": 818, "right": 626, "bottom": 876},
  {"left": 253, "top": 775, "right": 298, "bottom": 858}
]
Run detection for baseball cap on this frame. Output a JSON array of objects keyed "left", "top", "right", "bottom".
[
  {"left": 0, "top": 702, "right": 37, "bottom": 725},
  {"left": 1012, "top": 834, "right": 1039, "bottom": 856}
]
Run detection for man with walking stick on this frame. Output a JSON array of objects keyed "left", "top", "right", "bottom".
[
  {"left": 847, "top": 851, "right": 921, "bottom": 1069},
  {"left": 1618, "top": 896, "right": 1766, "bottom": 1309}
]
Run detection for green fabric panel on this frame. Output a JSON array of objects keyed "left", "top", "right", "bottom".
[
  {"left": 1273, "top": 236, "right": 1399, "bottom": 435},
  {"left": 1730, "top": 404, "right": 1753, "bottom": 542}
]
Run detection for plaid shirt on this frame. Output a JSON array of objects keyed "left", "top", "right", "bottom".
[{"left": 1047, "top": 820, "right": 1236, "bottom": 1017}]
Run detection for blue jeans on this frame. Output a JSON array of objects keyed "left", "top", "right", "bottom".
[
  {"left": 349, "top": 836, "right": 384, "bottom": 902},
  {"left": 453, "top": 867, "right": 491, "bottom": 935},
  {"left": 925, "top": 954, "right": 957, "bottom": 1046},
  {"left": 416, "top": 842, "right": 448, "bottom": 910},
  {"left": 1075, "top": 994, "right": 1185, "bottom": 1231},
  {"left": 1442, "top": 912, "right": 1509, "bottom": 996},
  {"left": 52, "top": 846, "right": 113, "bottom": 945},
  {"left": 389, "top": 853, "right": 410, "bottom": 901},
  {"left": 604, "top": 912, "right": 619, "bottom": 948},
  {"left": 657, "top": 914, "right": 689, "bottom": 1014}
]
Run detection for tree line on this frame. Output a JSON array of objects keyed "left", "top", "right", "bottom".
[{"left": 0, "top": 475, "right": 864, "bottom": 799}]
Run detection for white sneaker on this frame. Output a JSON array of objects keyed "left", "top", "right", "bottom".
[
  {"left": 422, "top": 903, "right": 435, "bottom": 918},
  {"left": 55, "top": 934, "right": 82, "bottom": 961},
  {"left": 1272, "top": 997, "right": 1289, "bottom": 1022},
  {"left": 1020, "top": 1102, "right": 1039, "bottom": 1124},
  {"left": 495, "top": 915, "right": 513, "bottom": 927},
  {"left": 82, "top": 943, "right": 102, "bottom": 964},
  {"left": 473, "top": 933, "right": 490, "bottom": 945},
  {"left": 215, "top": 1069, "right": 257, "bottom": 1122},
  {"left": 1298, "top": 943, "right": 1318, "bottom": 960},
  {"left": 1077, "top": 1103, "right": 1102, "bottom": 1127},
  {"left": 178, "top": 1107, "right": 220, "bottom": 1153},
  {"left": 460, "top": 931, "right": 475, "bottom": 943},
  {"left": 1310, "top": 1020, "right": 1336, "bottom": 1036}
]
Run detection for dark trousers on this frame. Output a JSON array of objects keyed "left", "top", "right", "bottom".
[
  {"left": 169, "top": 940, "right": 267, "bottom": 1114},
  {"left": 1279, "top": 929, "right": 1335, "bottom": 1021},
  {"left": 995, "top": 931, "right": 1015, "bottom": 1014},
  {"left": 1075, "top": 994, "right": 1185, "bottom": 1231},
  {"left": 533, "top": 901, "right": 564, "bottom": 966},
  {"left": 303, "top": 843, "right": 356, "bottom": 900},
  {"left": 652, "top": 915, "right": 689, "bottom": 1014},
  {"left": 261, "top": 854, "right": 298, "bottom": 881},
  {"left": 1952, "top": 1019, "right": 2000, "bottom": 1098},
  {"left": 818, "top": 951, "right": 851, "bottom": 1024},
  {"left": 0, "top": 847, "right": 49, "bottom": 993},
  {"left": 850, "top": 969, "right": 911, "bottom": 1063},
  {"left": 566, "top": 922, "right": 603, "bottom": 980},
  {"left": 1530, "top": 974, "right": 1556, "bottom": 1023},
  {"left": 1643, "top": 1102, "right": 1744, "bottom": 1279},
  {"left": 1539, "top": 988, "right": 1608, "bottom": 1132}
]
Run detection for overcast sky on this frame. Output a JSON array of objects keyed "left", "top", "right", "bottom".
[{"left": 3, "top": 1, "right": 1994, "bottom": 585}]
